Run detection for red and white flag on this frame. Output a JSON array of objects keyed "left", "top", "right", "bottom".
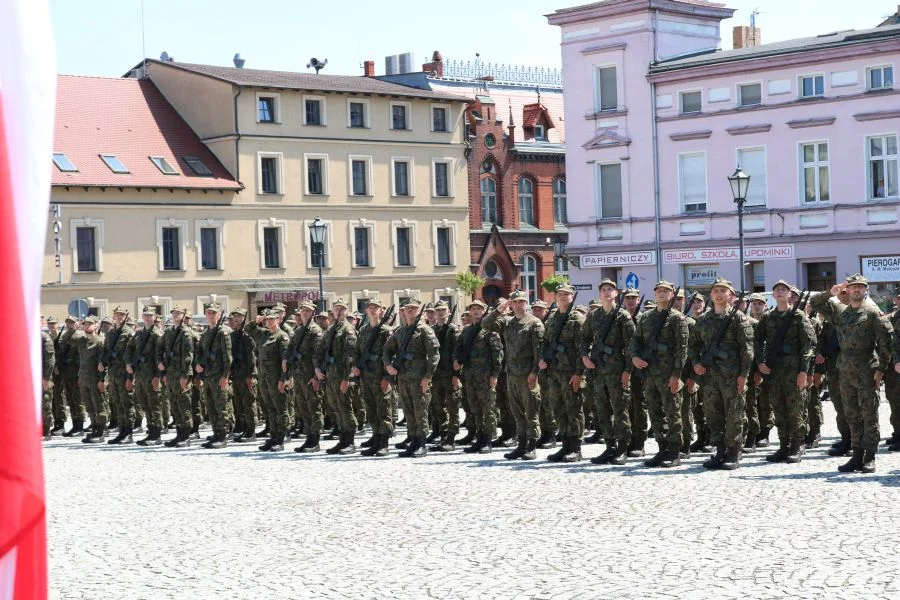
[{"left": 0, "top": 1, "right": 56, "bottom": 599}]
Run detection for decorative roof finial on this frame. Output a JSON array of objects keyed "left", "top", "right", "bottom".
[
  {"left": 536, "top": 85, "right": 541, "bottom": 105},
  {"left": 508, "top": 98, "right": 514, "bottom": 127}
]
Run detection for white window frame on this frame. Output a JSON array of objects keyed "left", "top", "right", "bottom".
[
  {"left": 737, "top": 81, "right": 762, "bottom": 107},
  {"left": 390, "top": 219, "right": 418, "bottom": 268},
  {"left": 520, "top": 254, "right": 538, "bottom": 304},
  {"left": 593, "top": 64, "right": 618, "bottom": 112},
  {"left": 351, "top": 289, "right": 385, "bottom": 314},
  {"left": 257, "top": 218, "right": 288, "bottom": 270},
  {"left": 431, "top": 219, "right": 458, "bottom": 267},
  {"left": 735, "top": 146, "right": 767, "bottom": 207},
  {"left": 84, "top": 298, "right": 109, "bottom": 319},
  {"left": 518, "top": 177, "right": 536, "bottom": 226},
  {"left": 867, "top": 64, "right": 894, "bottom": 91},
  {"left": 155, "top": 218, "right": 189, "bottom": 272},
  {"left": 431, "top": 287, "right": 461, "bottom": 310},
  {"left": 866, "top": 133, "right": 899, "bottom": 201},
  {"left": 431, "top": 158, "right": 454, "bottom": 198},
  {"left": 70, "top": 217, "right": 105, "bottom": 273},
  {"left": 196, "top": 295, "right": 229, "bottom": 317},
  {"left": 390, "top": 156, "right": 415, "bottom": 197},
  {"left": 257, "top": 151, "right": 284, "bottom": 195},
  {"left": 255, "top": 92, "right": 281, "bottom": 124},
  {"left": 303, "top": 218, "right": 333, "bottom": 269},
  {"left": 391, "top": 288, "right": 422, "bottom": 310},
  {"left": 194, "top": 218, "right": 225, "bottom": 271},
  {"left": 390, "top": 101, "right": 412, "bottom": 131},
  {"left": 798, "top": 73, "right": 825, "bottom": 99},
  {"left": 677, "top": 151, "right": 708, "bottom": 213},
  {"left": 303, "top": 153, "right": 330, "bottom": 196},
  {"left": 302, "top": 94, "right": 327, "bottom": 126},
  {"left": 346, "top": 98, "right": 370, "bottom": 129},
  {"left": 595, "top": 161, "right": 624, "bottom": 219},
  {"left": 553, "top": 177, "right": 567, "bottom": 226},
  {"left": 799, "top": 140, "right": 830, "bottom": 205},
  {"left": 430, "top": 103, "right": 451, "bottom": 133},
  {"left": 533, "top": 124, "right": 546, "bottom": 141},
  {"left": 679, "top": 89, "right": 702, "bottom": 114},
  {"left": 348, "top": 218, "right": 376, "bottom": 269},
  {"left": 348, "top": 154, "right": 374, "bottom": 197},
  {"left": 481, "top": 177, "right": 498, "bottom": 227},
  {"left": 136, "top": 296, "right": 172, "bottom": 316}
]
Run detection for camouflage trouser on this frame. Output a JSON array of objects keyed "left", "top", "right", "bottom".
[
  {"left": 463, "top": 372, "right": 496, "bottom": 438},
  {"left": 351, "top": 385, "right": 365, "bottom": 428},
  {"left": 593, "top": 371, "right": 631, "bottom": 443},
  {"left": 538, "top": 372, "right": 557, "bottom": 434},
  {"left": 326, "top": 373, "right": 356, "bottom": 434},
  {"left": 51, "top": 374, "right": 67, "bottom": 427},
  {"left": 80, "top": 379, "right": 108, "bottom": 429},
  {"left": 584, "top": 374, "right": 598, "bottom": 432},
  {"left": 202, "top": 376, "right": 234, "bottom": 436},
  {"left": 807, "top": 385, "right": 823, "bottom": 435},
  {"left": 642, "top": 373, "right": 682, "bottom": 450},
  {"left": 259, "top": 373, "right": 289, "bottom": 437},
  {"left": 548, "top": 369, "right": 585, "bottom": 438},
  {"left": 884, "top": 368, "right": 900, "bottom": 438},
  {"left": 495, "top": 372, "right": 514, "bottom": 433},
  {"left": 757, "top": 378, "right": 775, "bottom": 433},
  {"left": 838, "top": 357, "right": 880, "bottom": 450},
  {"left": 285, "top": 387, "right": 296, "bottom": 427},
  {"left": 431, "top": 376, "right": 459, "bottom": 437},
  {"left": 630, "top": 375, "right": 649, "bottom": 438},
  {"left": 233, "top": 376, "right": 258, "bottom": 433},
  {"left": 295, "top": 374, "right": 323, "bottom": 436},
  {"left": 682, "top": 387, "right": 698, "bottom": 447},
  {"left": 108, "top": 374, "right": 135, "bottom": 429},
  {"left": 191, "top": 382, "right": 203, "bottom": 425},
  {"left": 744, "top": 378, "right": 760, "bottom": 438},
  {"left": 397, "top": 376, "right": 431, "bottom": 438},
  {"left": 701, "top": 371, "right": 745, "bottom": 450},
  {"left": 361, "top": 375, "right": 394, "bottom": 436},
  {"left": 506, "top": 373, "right": 541, "bottom": 440},
  {"left": 58, "top": 375, "right": 82, "bottom": 425},
  {"left": 161, "top": 386, "right": 171, "bottom": 426},
  {"left": 42, "top": 385, "right": 53, "bottom": 433},
  {"left": 133, "top": 376, "right": 163, "bottom": 430},
  {"left": 826, "top": 368, "right": 848, "bottom": 439},
  {"left": 767, "top": 368, "right": 807, "bottom": 443},
  {"left": 165, "top": 373, "right": 192, "bottom": 428}
]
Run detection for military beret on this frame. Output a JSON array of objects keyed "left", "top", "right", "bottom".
[
  {"left": 315, "top": 311, "right": 329, "bottom": 319},
  {"left": 170, "top": 305, "right": 187, "bottom": 314},
  {"left": 748, "top": 293, "right": 766, "bottom": 303},
  {"left": 262, "top": 309, "right": 280, "bottom": 319},
  {"left": 272, "top": 302, "right": 287, "bottom": 311},
  {"left": 46, "top": 316, "right": 59, "bottom": 324},
  {"left": 788, "top": 286, "right": 801, "bottom": 296},
  {"left": 142, "top": 306, "right": 158, "bottom": 316},
  {"left": 555, "top": 283, "right": 575, "bottom": 294},
  {"left": 623, "top": 288, "right": 640, "bottom": 298},
  {"left": 845, "top": 273, "right": 869, "bottom": 287},
  {"left": 66, "top": 315, "right": 79, "bottom": 323},
  {"left": 653, "top": 280, "right": 675, "bottom": 292},
  {"left": 434, "top": 300, "right": 449, "bottom": 309},
  {"left": 693, "top": 294, "right": 706, "bottom": 303},
  {"left": 643, "top": 300, "right": 657, "bottom": 310},
  {"left": 509, "top": 290, "right": 528, "bottom": 302},
  {"left": 467, "top": 299, "right": 487, "bottom": 310},
  {"left": 362, "top": 298, "right": 383, "bottom": 308},
  {"left": 424, "top": 305, "right": 436, "bottom": 312},
  {"left": 125, "top": 317, "right": 136, "bottom": 326},
  {"left": 771, "top": 279, "right": 792, "bottom": 291},
  {"left": 112, "top": 305, "right": 128, "bottom": 315},
  {"left": 332, "top": 298, "right": 348, "bottom": 309},
  {"left": 598, "top": 278, "right": 617, "bottom": 290},
  {"left": 100, "top": 316, "right": 114, "bottom": 325},
  {"left": 400, "top": 296, "right": 422, "bottom": 308},
  {"left": 295, "top": 301, "right": 315, "bottom": 312},
  {"left": 589, "top": 299, "right": 602, "bottom": 308},
  {"left": 710, "top": 277, "right": 735, "bottom": 292},
  {"left": 204, "top": 302, "right": 222, "bottom": 312},
  {"left": 83, "top": 315, "right": 99, "bottom": 324},
  {"left": 230, "top": 307, "right": 249, "bottom": 317},
  {"left": 676, "top": 288, "right": 686, "bottom": 298},
  {"left": 532, "top": 300, "right": 550, "bottom": 309}
]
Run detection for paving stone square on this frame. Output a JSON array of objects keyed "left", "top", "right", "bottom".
[{"left": 46, "top": 400, "right": 900, "bottom": 599}]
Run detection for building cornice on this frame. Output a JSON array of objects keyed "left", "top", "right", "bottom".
[
  {"left": 786, "top": 117, "right": 837, "bottom": 129},
  {"left": 854, "top": 108, "right": 900, "bottom": 122},
  {"left": 726, "top": 124, "right": 771, "bottom": 136},
  {"left": 669, "top": 129, "right": 712, "bottom": 141},
  {"left": 547, "top": 0, "right": 733, "bottom": 27}
]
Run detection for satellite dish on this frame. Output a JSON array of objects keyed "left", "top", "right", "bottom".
[{"left": 306, "top": 57, "right": 328, "bottom": 74}]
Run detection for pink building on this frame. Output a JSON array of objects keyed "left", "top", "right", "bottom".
[{"left": 548, "top": 0, "right": 900, "bottom": 303}]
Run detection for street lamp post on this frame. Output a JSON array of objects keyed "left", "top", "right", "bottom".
[
  {"left": 728, "top": 167, "right": 751, "bottom": 291},
  {"left": 308, "top": 216, "right": 327, "bottom": 311}
]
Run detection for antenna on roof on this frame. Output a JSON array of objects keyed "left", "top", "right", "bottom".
[
  {"left": 141, "top": 0, "right": 146, "bottom": 60},
  {"left": 307, "top": 58, "right": 328, "bottom": 74}
]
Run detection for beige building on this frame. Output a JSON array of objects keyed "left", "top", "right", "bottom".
[{"left": 43, "top": 61, "right": 470, "bottom": 319}]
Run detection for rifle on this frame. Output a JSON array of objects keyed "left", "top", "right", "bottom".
[
  {"left": 541, "top": 291, "right": 578, "bottom": 365},
  {"left": 540, "top": 302, "right": 557, "bottom": 324},
  {"left": 198, "top": 311, "right": 227, "bottom": 381},
  {"left": 694, "top": 292, "right": 747, "bottom": 383},
  {"left": 129, "top": 321, "right": 158, "bottom": 379},
  {"left": 634, "top": 287, "right": 680, "bottom": 380},
  {"left": 102, "top": 309, "right": 129, "bottom": 369},
  {"left": 683, "top": 291, "right": 699, "bottom": 316},
  {"left": 286, "top": 313, "right": 315, "bottom": 371},
  {"left": 351, "top": 305, "right": 395, "bottom": 382},
  {"left": 587, "top": 292, "right": 625, "bottom": 371},
  {"left": 636, "top": 295, "right": 646, "bottom": 315},
  {"left": 762, "top": 290, "right": 809, "bottom": 377},
  {"left": 389, "top": 303, "right": 429, "bottom": 380}
]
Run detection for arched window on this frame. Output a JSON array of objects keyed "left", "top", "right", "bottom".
[
  {"left": 520, "top": 254, "right": 537, "bottom": 303},
  {"left": 518, "top": 178, "right": 535, "bottom": 226},
  {"left": 481, "top": 178, "right": 498, "bottom": 226},
  {"left": 553, "top": 178, "right": 567, "bottom": 226}
]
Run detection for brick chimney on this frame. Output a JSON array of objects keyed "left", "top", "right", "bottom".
[
  {"left": 733, "top": 25, "right": 761, "bottom": 49},
  {"left": 363, "top": 60, "right": 375, "bottom": 77},
  {"left": 421, "top": 50, "right": 444, "bottom": 77}
]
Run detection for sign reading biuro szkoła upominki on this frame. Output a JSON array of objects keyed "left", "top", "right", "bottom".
[{"left": 861, "top": 255, "right": 900, "bottom": 283}]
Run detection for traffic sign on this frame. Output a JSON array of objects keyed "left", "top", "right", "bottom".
[
  {"left": 625, "top": 272, "right": 639, "bottom": 289},
  {"left": 68, "top": 299, "right": 88, "bottom": 319}
]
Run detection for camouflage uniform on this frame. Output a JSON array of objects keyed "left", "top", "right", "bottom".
[
  {"left": 230, "top": 310, "right": 259, "bottom": 438},
  {"left": 124, "top": 312, "right": 163, "bottom": 443},
  {"left": 883, "top": 309, "right": 900, "bottom": 444},
  {"left": 288, "top": 307, "right": 324, "bottom": 451},
  {"left": 41, "top": 331, "right": 55, "bottom": 438},
  {"left": 197, "top": 313, "right": 233, "bottom": 445},
  {"left": 320, "top": 304, "right": 358, "bottom": 452},
  {"left": 257, "top": 314, "right": 292, "bottom": 450},
  {"left": 534, "top": 302, "right": 558, "bottom": 448},
  {"left": 101, "top": 312, "right": 136, "bottom": 443},
  {"left": 157, "top": 315, "right": 195, "bottom": 446},
  {"left": 429, "top": 306, "right": 459, "bottom": 449},
  {"left": 354, "top": 302, "right": 395, "bottom": 456},
  {"left": 452, "top": 310, "right": 502, "bottom": 452},
  {"left": 48, "top": 324, "right": 68, "bottom": 432},
  {"left": 806, "top": 318, "right": 824, "bottom": 447},
  {"left": 743, "top": 312, "right": 762, "bottom": 447},
  {"left": 71, "top": 320, "right": 108, "bottom": 440},
  {"left": 55, "top": 321, "right": 82, "bottom": 432}
]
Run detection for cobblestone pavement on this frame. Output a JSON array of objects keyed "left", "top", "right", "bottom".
[{"left": 46, "top": 400, "right": 900, "bottom": 600}]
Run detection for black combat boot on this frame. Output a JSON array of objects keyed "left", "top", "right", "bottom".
[
  {"left": 324, "top": 426, "right": 340, "bottom": 441},
  {"left": 536, "top": 430, "right": 557, "bottom": 449},
  {"left": 431, "top": 434, "right": 455, "bottom": 452},
  {"left": 562, "top": 436, "right": 583, "bottom": 462},
  {"left": 190, "top": 416, "right": 201, "bottom": 440},
  {"left": 208, "top": 433, "right": 228, "bottom": 449},
  {"left": 838, "top": 447, "right": 864, "bottom": 473},
  {"left": 137, "top": 426, "right": 155, "bottom": 446},
  {"left": 267, "top": 434, "right": 284, "bottom": 452},
  {"left": 785, "top": 438, "right": 805, "bottom": 464},
  {"left": 84, "top": 426, "right": 107, "bottom": 444},
  {"left": 42, "top": 425, "right": 52, "bottom": 441},
  {"left": 81, "top": 426, "right": 97, "bottom": 443},
  {"left": 742, "top": 435, "right": 756, "bottom": 454},
  {"left": 373, "top": 435, "right": 390, "bottom": 457},
  {"left": 756, "top": 428, "right": 771, "bottom": 448},
  {"left": 337, "top": 432, "right": 357, "bottom": 455},
  {"left": 590, "top": 440, "right": 617, "bottom": 465},
  {"left": 327, "top": 432, "right": 349, "bottom": 455},
  {"left": 720, "top": 447, "right": 741, "bottom": 470},
  {"left": 395, "top": 436, "right": 412, "bottom": 450},
  {"left": 169, "top": 426, "right": 191, "bottom": 448},
  {"left": 360, "top": 434, "right": 376, "bottom": 448},
  {"left": 62, "top": 419, "right": 84, "bottom": 437},
  {"left": 50, "top": 423, "right": 64, "bottom": 435},
  {"left": 258, "top": 435, "right": 276, "bottom": 452},
  {"left": 828, "top": 436, "right": 851, "bottom": 456},
  {"left": 256, "top": 425, "right": 270, "bottom": 439},
  {"left": 234, "top": 430, "right": 258, "bottom": 444},
  {"left": 765, "top": 440, "right": 790, "bottom": 462},
  {"left": 584, "top": 429, "right": 603, "bottom": 445},
  {"left": 885, "top": 432, "right": 900, "bottom": 446},
  {"left": 703, "top": 444, "right": 726, "bottom": 470},
  {"left": 610, "top": 438, "right": 629, "bottom": 465},
  {"left": 426, "top": 425, "right": 441, "bottom": 444},
  {"left": 644, "top": 441, "right": 667, "bottom": 467},
  {"left": 108, "top": 425, "right": 133, "bottom": 445},
  {"left": 805, "top": 429, "right": 821, "bottom": 449},
  {"left": 456, "top": 428, "right": 476, "bottom": 446},
  {"left": 398, "top": 435, "right": 419, "bottom": 458},
  {"left": 411, "top": 436, "right": 428, "bottom": 458},
  {"left": 493, "top": 425, "right": 513, "bottom": 448},
  {"left": 861, "top": 448, "right": 876, "bottom": 473},
  {"left": 360, "top": 434, "right": 381, "bottom": 456},
  {"left": 660, "top": 446, "right": 681, "bottom": 468},
  {"left": 504, "top": 436, "right": 528, "bottom": 460},
  {"left": 889, "top": 439, "right": 900, "bottom": 452},
  {"left": 680, "top": 442, "right": 691, "bottom": 460},
  {"left": 137, "top": 426, "right": 162, "bottom": 447},
  {"left": 547, "top": 437, "right": 569, "bottom": 462},
  {"left": 628, "top": 432, "right": 646, "bottom": 458},
  {"left": 520, "top": 439, "right": 537, "bottom": 460},
  {"left": 295, "top": 434, "right": 321, "bottom": 453},
  {"left": 477, "top": 434, "right": 493, "bottom": 454},
  {"left": 463, "top": 432, "right": 483, "bottom": 454}
]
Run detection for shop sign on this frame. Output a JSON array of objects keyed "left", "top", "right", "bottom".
[
  {"left": 256, "top": 290, "right": 321, "bottom": 303},
  {"left": 581, "top": 251, "right": 656, "bottom": 268},
  {"left": 684, "top": 265, "right": 719, "bottom": 286},
  {"left": 861, "top": 255, "right": 900, "bottom": 283},
  {"left": 664, "top": 244, "right": 793, "bottom": 264}
]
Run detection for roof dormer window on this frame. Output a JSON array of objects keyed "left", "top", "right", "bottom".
[
  {"left": 183, "top": 156, "right": 213, "bottom": 176},
  {"left": 52, "top": 153, "right": 77, "bottom": 172},
  {"left": 534, "top": 124, "right": 546, "bottom": 141},
  {"left": 100, "top": 154, "right": 129, "bottom": 174},
  {"left": 150, "top": 156, "right": 178, "bottom": 175}
]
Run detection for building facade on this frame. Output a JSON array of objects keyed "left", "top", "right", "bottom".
[
  {"left": 548, "top": 0, "right": 900, "bottom": 304},
  {"left": 43, "top": 60, "right": 471, "bottom": 319}
]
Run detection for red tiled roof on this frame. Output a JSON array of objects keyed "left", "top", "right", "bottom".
[
  {"left": 522, "top": 103, "right": 556, "bottom": 130},
  {"left": 53, "top": 75, "right": 241, "bottom": 190}
]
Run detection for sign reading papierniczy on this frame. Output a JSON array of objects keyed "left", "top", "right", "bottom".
[
  {"left": 663, "top": 244, "right": 794, "bottom": 264},
  {"left": 861, "top": 255, "right": 900, "bottom": 282},
  {"left": 581, "top": 251, "right": 656, "bottom": 268}
]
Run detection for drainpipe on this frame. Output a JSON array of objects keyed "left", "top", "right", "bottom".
[
  {"left": 651, "top": 11, "right": 662, "bottom": 280},
  {"left": 233, "top": 86, "right": 242, "bottom": 183}
]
